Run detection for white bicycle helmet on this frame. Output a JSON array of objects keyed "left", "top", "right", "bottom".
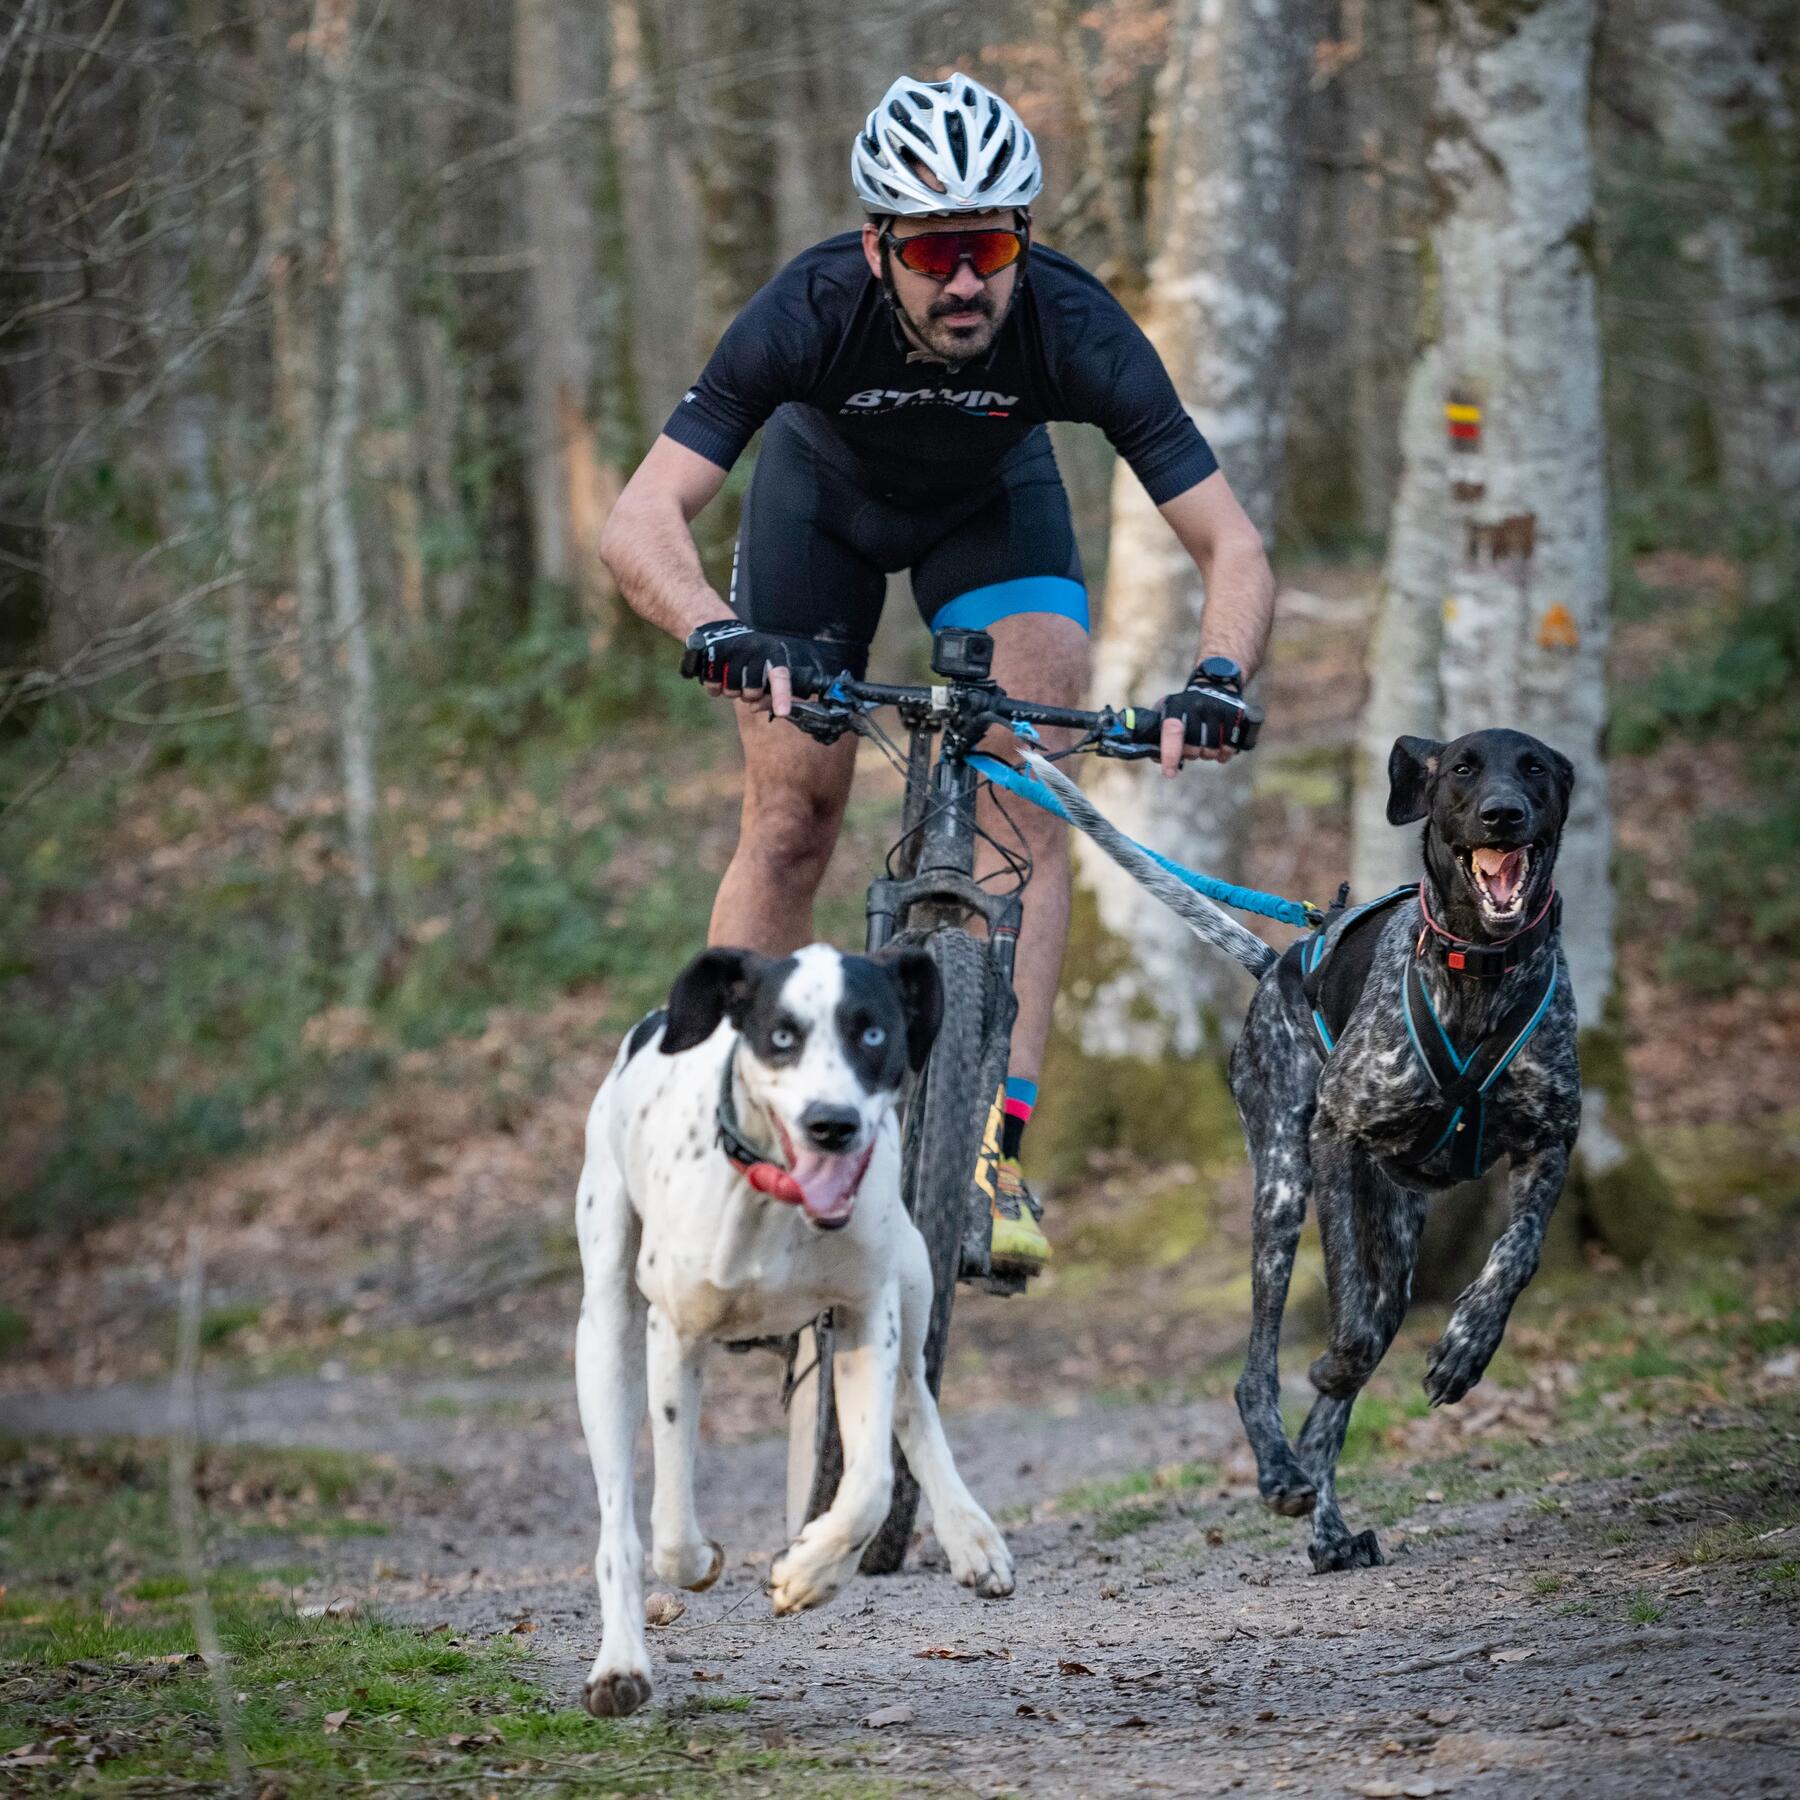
[{"left": 852, "top": 73, "right": 1042, "bottom": 217}]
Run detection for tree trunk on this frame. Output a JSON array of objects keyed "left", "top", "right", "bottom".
[
  {"left": 256, "top": 2, "right": 331, "bottom": 790},
  {"left": 1076, "top": 0, "right": 1312, "bottom": 1061},
  {"left": 690, "top": 0, "right": 778, "bottom": 351},
  {"left": 512, "top": 0, "right": 600, "bottom": 607},
  {"left": 1347, "top": 0, "right": 1429, "bottom": 543},
  {"left": 1351, "top": 342, "right": 1446, "bottom": 901},
  {"left": 1630, "top": 0, "right": 1800, "bottom": 509},
  {"left": 317, "top": 0, "right": 383, "bottom": 960},
  {"left": 1356, "top": 0, "right": 1670, "bottom": 1273}
]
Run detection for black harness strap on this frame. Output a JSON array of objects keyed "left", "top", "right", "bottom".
[
  {"left": 1293, "top": 884, "right": 1415, "bottom": 1052},
  {"left": 1288, "top": 881, "right": 1562, "bottom": 1184},
  {"left": 1394, "top": 953, "right": 1560, "bottom": 1180}
]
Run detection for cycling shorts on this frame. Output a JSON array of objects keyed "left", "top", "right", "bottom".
[{"left": 729, "top": 404, "right": 1087, "bottom": 679}]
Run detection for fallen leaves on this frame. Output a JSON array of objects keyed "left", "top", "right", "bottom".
[
  {"left": 320, "top": 1709, "right": 351, "bottom": 1734},
  {"left": 1489, "top": 1648, "right": 1538, "bottom": 1664},
  {"left": 645, "top": 1591, "right": 686, "bottom": 1627},
  {"left": 1349, "top": 1782, "right": 1447, "bottom": 1798},
  {"left": 863, "top": 1704, "right": 913, "bottom": 1729},
  {"left": 1058, "top": 1659, "right": 1095, "bottom": 1677},
  {"left": 915, "top": 1644, "right": 1010, "bottom": 1661}
]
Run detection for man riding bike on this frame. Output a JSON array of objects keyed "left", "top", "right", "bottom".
[{"left": 599, "top": 73, "right": 1276, "bottom": 1277}]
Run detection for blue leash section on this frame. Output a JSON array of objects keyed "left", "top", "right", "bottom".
[{"left": 967, "top": 752, "right": 1320, "bottom": 929}]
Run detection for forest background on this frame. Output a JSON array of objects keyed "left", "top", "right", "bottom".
[{"left": 0, "top": 0, "right": 1795, "bottom": 1373}]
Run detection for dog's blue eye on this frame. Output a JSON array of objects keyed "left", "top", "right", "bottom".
[
  {"left": 771, "top": 1026, "right": 798, "bottom": 1050},
  {"left": 861, "top": 1026, "right": 886, "bottom": 1049}
]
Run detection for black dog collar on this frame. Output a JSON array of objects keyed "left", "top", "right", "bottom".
[
  {"left": 1415, "top": 883, "right": 1562, "bottom": 980},
  {"left": 715, "top": 1050, "right": 804, "bottom": 1202}
]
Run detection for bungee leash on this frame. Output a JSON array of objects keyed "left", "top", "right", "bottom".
[{"left": 967, "top": 750, "right": 1323, "bottom": 930}]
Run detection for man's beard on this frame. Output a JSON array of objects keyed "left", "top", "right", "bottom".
[{"left": 902, "top": 288, "right": 1006, "bottom": 362}]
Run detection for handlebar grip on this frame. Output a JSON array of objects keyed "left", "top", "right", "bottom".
[{"left": 1116, "top": 698, "right": 1263, "bottom": 752}]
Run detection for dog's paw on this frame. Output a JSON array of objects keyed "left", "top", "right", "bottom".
[
  {"left": 582, "top": 1659, "right": 652, "bottom": 1718},
  {"left": 653, "top": 1537, "right": 725, "bottom": 1592},
  {"left": 1308, "top": 1528, "right": 1384, "bottom": 1574},
  {"left": 1257, "top": 1454, "right": 1318, "bottom": 1518},
  {"left": 1423, "top": 1328, "right": 1491, "bottom": 1408},
  {"left": 769, "top": 1526, "right": 855, "bottom": 1617},
  {"left": 938, "top": 1505, "right": 1015, "bottom": 1600}
]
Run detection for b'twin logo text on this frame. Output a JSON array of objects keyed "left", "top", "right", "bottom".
[{"left": 841, "top": 388, "right": 1017, "bottom": 417}]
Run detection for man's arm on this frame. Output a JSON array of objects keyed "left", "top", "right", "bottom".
[
  {"left": 597, "top": 436, "right": 795, "bottom": 716},
  {"left": 599, "top": 434, "right": 732, "bottom": 642},
  {"left": 1154, "top": 471, "right": 1277, "bottom": 775}
]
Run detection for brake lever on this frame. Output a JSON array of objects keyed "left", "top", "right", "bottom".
[{"left": 784, "top": 700, "right": 854, "bottom": 745}]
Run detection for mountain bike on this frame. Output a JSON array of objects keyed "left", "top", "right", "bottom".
[{"left": 714, "top": 628, "right": 1259, "bottom": 1572}]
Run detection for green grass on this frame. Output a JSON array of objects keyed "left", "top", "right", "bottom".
[
  {"left": 0, "top": 1437, "right": 892, "bottom": 1797},
  {"left": 1053, "top": 1461, "right": 1219, "bottom": 1541},
  {"left": 200, "top": 1303, "right": 264, "bottom": 1349},
  {"left": 1628, "top": 1591, "right": 1666, "bottom": 1625}
]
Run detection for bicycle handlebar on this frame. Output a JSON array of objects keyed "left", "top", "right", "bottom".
[{"left": 791, "top": 673, "right": 1261, "bottom": 757}]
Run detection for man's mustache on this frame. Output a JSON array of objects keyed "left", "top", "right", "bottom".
[{"left": 928, "top": 292, "right": 995, "bottom": 322}]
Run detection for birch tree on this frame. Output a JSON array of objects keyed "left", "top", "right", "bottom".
[
  {"left": 1350, "top": 0, "right": 1667, "bottom": 1257},
  {"left": 1076, "top": 0, "right": 1312, "bottom": 1061},
  {"left": 317, "top": 0, "right": 384, "bottom": 957}
]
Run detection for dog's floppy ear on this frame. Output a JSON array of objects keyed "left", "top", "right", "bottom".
[
  {"left": 876, "top": 946, "right": 943, "bottom": 1072},
  {"left": 1548, "top": 746, "right": 1576, "bottom": 816},
  {"left": 1387, "top": 735, "right": 1445, "bottom": 826},
  {"left": 661, "top": 947, "right": 764, "bottom": 1055}
]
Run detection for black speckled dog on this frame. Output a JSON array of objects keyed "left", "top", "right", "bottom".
[
  {"left": 1229, "top": 728, "right": 1581, "bottom": 1572},
  {"left": 1021, "top": 734, "right": 1581, "bottom": 1572}
]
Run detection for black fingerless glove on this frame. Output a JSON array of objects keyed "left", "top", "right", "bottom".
[
  {"left": 680, "top": 621, "right": 830, "bottom": 697},
  {"left": 1158, "top": 660, "right": 1261, "bottom": 750}
]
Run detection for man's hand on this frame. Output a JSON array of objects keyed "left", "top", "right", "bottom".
[
  {"left": 680, "top": 621, "right": 829, "bottom": 718},
  {"left": 1156, "top": 667, "right": 1258, "bottom": 778}
]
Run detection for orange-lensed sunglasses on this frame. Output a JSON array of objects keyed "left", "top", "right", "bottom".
[{"left": 882, "top": 227, "right": 1027, "bottom": 282}]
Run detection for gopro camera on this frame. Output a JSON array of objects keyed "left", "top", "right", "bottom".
[{"left": 931, "top": 628, "right": 995, "bottom": 684}]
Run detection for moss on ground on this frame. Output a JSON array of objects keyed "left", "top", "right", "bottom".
[{"left": 0, "top": 1439, "right": 898, "bottom": 1797}]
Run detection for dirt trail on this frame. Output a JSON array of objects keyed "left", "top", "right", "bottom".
[{"left": 7, "top": 1362, "right": 1797, "bottom": 1798}]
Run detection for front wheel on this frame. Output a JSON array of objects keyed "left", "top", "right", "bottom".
[{"left": 795, "top": 924, "right": 1012, "bottom": 1572}]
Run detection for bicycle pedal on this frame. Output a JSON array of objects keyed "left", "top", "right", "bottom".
[{"left": 978, "top": 1271, "right": 1028, "bottom": 1297}]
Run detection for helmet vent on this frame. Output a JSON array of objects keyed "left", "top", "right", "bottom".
[{"left": 944, "top": 111, "right": 967, "bottom": 171}]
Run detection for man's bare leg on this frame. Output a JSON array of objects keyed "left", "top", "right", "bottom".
[
  {"left": 976, "top": 613, "right": 1090, "bottom": 1087},
  {"left": 709, "top": 707, "right": 857, "bottom": 955}
]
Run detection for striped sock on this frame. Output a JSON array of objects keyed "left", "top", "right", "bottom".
[{"left": 1001, "top": 1076, "right": 1037, "bottom": 1161}]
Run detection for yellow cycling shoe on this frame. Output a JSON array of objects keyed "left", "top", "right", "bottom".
[{"left": 988, "top": 1156, "right": 1049, "bottom": 1275}]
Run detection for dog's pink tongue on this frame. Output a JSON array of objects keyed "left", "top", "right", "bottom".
[
  {"left": 1474, "top": 846, "right": 1526, "bottom": 906},
  {"left": 787, "top": 1150, "right": 863, "bottom": 1227}
]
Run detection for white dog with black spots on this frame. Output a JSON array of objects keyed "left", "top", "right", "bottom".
[{"left": 574, "top": 943, "right": 1014, "bottom": 1719}]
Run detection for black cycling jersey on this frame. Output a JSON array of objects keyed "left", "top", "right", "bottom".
[{"left": 662, "top": 233, "right": 1218, "bottom": 506}]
